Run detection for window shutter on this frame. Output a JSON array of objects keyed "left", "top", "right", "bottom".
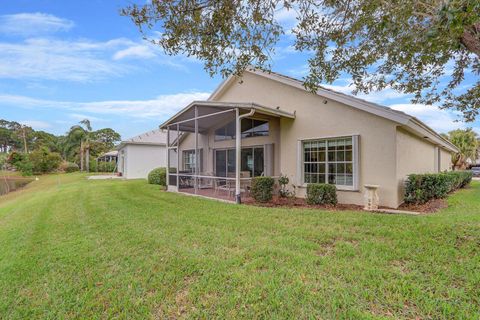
[{"left": 353, "top": 135, "right": 359, "bottom": 190}]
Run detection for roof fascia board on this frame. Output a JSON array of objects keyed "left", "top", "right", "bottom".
[
  {"left": 117, "top": 141, "right": 166, "bottom": 149},
  {"left": 208, "top": 76, "right": 236, "bottom": 101}
]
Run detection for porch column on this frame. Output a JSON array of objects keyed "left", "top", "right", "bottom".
[
  {"left": 194, "top": 105, "right": 198, "bottom": 194},
  {"left": 235, "top": 107, "right": 241, "bottom": 204},
  {"left": 176, "top": 123, "right": 180, "bottom": 190},
  {"left": 166, "top": 126, "right": 170, "bottom": 188}
]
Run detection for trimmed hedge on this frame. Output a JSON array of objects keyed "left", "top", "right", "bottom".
[
  {"left": 98, "top": 162, "right": 116, "bottom": 173},
  {"left": 251, "top": 176, "right": 275, "bottom": 202},
  {"left": 405, "top": 171, "right": 473, "bottom": 204},
  {"left": 306, "top": 183, "right": 337, "bottom": 205},
  {"left": 148, "top": 167, "right": 167, "bottom": 186}
]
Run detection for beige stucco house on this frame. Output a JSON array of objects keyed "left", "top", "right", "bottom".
[{"left": 160, "top": 69, "right": 458, "bottom": 208}]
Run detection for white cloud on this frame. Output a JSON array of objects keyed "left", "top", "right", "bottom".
[
  {"left": 0, "top": 13, "right": 74, "bottom": 36},
  {"left": 20, "top": 120, "right": 51, "bottom": 129},
  {"left": 0, "top": 92, "right": 211, "bottom": 120},
  {"left": 0, "top": 35, "right": 195, "bottom": 82},
  {"left": 69, "top": 113, "right": 105, "bottom": 122},
  {"left": 286, "top": 64, "right": 309, "bottom": 78},
  {"left": 389, "top": 103, "right": 464, "bottom": 133},
  {"left": 113, "top": 44, "right": 156, "bottom": 60},
  {"left": 322, "top": 83, "right": 409, "bottom": 104},
  {"left": 0, "top": 38, "right": 128, "bottom": 82},
  {"left": 274, "top": 7, "right": 298, "bottom": 25}
]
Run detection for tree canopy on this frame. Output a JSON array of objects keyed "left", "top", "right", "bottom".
[
  {"left": 123, "top": 0, "right": 479, "bottom": 120},
  {"left": 0, "top": 118, "right": 121, "bottom": 164}
]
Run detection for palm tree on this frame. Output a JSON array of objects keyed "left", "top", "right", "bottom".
[
  {"left": 445, "top": 129, "right": 479, "bottom": 170},
  {"left": 65, "top": 119, "right": 93, "bottom": 172}
]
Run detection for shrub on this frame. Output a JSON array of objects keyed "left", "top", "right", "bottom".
[
  {"left": 7, "top": 151, "right": 33, "bottom": 176},
  {"left": 0, "top": 153, "right": 7, "bottom": 168},
  {"left": 88, "top": 159, "right": 97, "bottom": 172},
  {"left": 405, "top": 171, "right": 473, "bottom": 204},
  {"left": 15, "top": 159, "right": 33, "bottom": 176},
  {"left": 306, "top": 183, "right": 337, "bottom": 205},
  {"left": 29, "top": 148, "right": 62, "bottom": 174},
  {"left": 251, "top": 176, "right": 275, "bottom": 202},
  {"left": 61, "top": 162, "right": 80, "bottom": 173},
  {"left": 98, "top": 162, "right": 116, "bottom": 173},
  {"left": 148, "top": 167, "right": 167, "bottom": 186},
  {"left": 278, "top": 174, "right": 290, "bottom": 198},
  {"left": 7, "top": 151, "right": 25, "bottom": 166}
]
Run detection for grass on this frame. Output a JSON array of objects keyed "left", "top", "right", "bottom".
[{"left": 0, "top": 174, "right": 479, "bottom": 319}]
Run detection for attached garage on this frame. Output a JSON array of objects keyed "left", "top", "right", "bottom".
[{"left": 117, "top": 129, "right": 168, "bottom": 179}]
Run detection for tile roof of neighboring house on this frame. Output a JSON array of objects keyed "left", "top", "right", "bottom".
[{"left": 117, "top": 129, "right": 171, "bottom": 149}]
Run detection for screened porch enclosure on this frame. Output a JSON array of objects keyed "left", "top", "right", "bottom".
[{"left": 163, "top": 101, "right": 295, "bottom": 203}]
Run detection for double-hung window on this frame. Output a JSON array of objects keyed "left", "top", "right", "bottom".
[
  {"left": 302, "top": 136, "right": 358, "bottom": 190},
  {"left": 183, "top": 149, "right": 203, "bottom": 173}
]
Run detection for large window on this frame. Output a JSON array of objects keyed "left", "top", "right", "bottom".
[
  {"left": 214, "top": 121, "right": 235, "bottom": 141},
  {"left": 215, "top": 147, "right": 264, "bottom": 177},
  {"left": 303, "top": 136, "right": 357, "bottom": 188},
  {"left": 241, "top": 119, "right": 269, "bottom": 138},
  {"left": 214, "top": 118, "right": 269, "bottom": 141},
  {"left": 241, "top": 147, "right": 264, "bottom": 177}
]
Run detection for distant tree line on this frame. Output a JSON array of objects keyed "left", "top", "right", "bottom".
[{"left": 0, "top": 119, "right": 121, "bottom": 175}]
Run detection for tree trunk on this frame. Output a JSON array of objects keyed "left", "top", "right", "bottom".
[
  {"left": 461, "top": 22, "right": 480, "bottom": 57},
  {"left": 85, "top": 146, "right": 90, "bottom": 172},
  {"left": 22, "top": 127, "right": 28, "bottom": 153},
  {"left": 80, "top": 141, "right": 84, "bottom": 171}
]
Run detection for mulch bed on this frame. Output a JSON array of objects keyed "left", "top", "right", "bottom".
[
  {"left": 398, "top": 198, "right": 448, "bottom": 213},
  {"left": 244, "top": 195, "right": 449, "bottom": 214},
  {"left": 243, "top": 195, "right": 364, "bottom": 211}
]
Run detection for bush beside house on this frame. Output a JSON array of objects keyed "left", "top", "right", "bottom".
[
  {"left": 148, "top": 167, "right": 167, "bottom": 186},
  {"left": 405, "top": 171, "right": 473, "bottom": 204},
  {"left": 98, "top": 162, "right": 116, "bottom": 173},
  {"left": 306, "top": 183, "right": 338, "bottom": 205},
  {"left": 251, "top": 176, "right": 275, "bottom": 202}
]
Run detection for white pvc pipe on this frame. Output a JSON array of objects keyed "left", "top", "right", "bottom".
[{"left": 235, "top": 108, "right": 255, "bottom": 204}]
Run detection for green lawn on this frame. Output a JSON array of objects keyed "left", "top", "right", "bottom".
[{"left": 1, "top": 174, "right": 479, "bottom": 319}]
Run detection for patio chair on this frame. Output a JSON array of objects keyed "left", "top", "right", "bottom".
[{"left": 214, "top": 172, "right": 250, "bottom": 198}]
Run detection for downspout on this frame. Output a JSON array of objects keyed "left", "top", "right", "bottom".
[{"left": 235, "top": 107, "right": 255, "bottom": 204}]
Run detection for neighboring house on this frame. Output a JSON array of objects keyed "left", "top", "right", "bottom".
[
  {"left": 97, "top": 150, "right": 118, "bottom": 164},
  {"left": 117, "top": 129, "right": 169, "bottom": 179},
  {"left": 160, "top": 69, "right": 458, "bottom": 208}
]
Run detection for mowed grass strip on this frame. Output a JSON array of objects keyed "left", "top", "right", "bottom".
[{"left": 0, "top": 174, "right": 479, "bottom": 319}]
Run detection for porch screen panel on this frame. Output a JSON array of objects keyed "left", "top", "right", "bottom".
[{"left": 168, "top": 148, "right": 178, "bottom": 186}]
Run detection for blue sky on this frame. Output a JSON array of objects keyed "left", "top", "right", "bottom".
[{"left": 0, "top": 1, "right": 478, "bottom": 140}]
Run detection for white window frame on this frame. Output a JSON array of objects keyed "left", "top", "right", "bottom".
[
  {"left": 182, "top": 149, "right": 203, "bottom": 172},
  {"left": 297, "top": 135, "right": 359, "bottom": 191}
]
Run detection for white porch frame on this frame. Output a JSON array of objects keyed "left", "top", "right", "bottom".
[{"left": 162, "top": 101, "right": 295, "bottom": 204}]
